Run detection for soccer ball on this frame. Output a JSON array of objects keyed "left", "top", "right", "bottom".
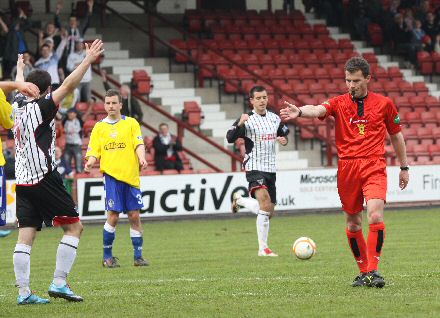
[{"left": 292, "top": 237, "right": 317, "bottom": 260}]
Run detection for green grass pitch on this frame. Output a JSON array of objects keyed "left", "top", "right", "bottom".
[{"left": 1, "top": 208, "right": 440, "bottom": 317}]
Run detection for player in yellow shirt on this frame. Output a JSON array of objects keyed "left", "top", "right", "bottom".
[
  {"left": 0, "top": 75, "right": 39, "bottom": 229},
  {"left": 85, "top": 89, "right": 148, "bottom": 268}
]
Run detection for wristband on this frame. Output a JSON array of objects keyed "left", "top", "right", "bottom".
[
  {"left": 400, "top": 166, "right": 409, "bottom": 171},
  {"left": 298, "top": 108, "right": 302, "bottom": 118}
]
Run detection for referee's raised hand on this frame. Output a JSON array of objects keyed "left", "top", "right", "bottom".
[
  {"left": 84, "top": 39, "right": 104, "bottom": 64},
  {"left": 280, "top": 101, "right": 300, "bottom": 121}
]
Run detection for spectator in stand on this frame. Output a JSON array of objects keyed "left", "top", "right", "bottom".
[
  {"left": 10, "top": 51, "right": 34, "bottom": 80},
  {"left": 153, "top": 123, "right": 183, "bottom": 172},
  {"left": 414, "top": 0, "right": 431, "bottom": 24},
  {"left": 63, "top": 108, "right": 84, "bottom": 173},
  {"left": 422, "top": 12, "right": 438, "bottom": 47},
  {"left": 101, "top": 69, "right": 144, "bottom": 122},
  {"left": 433, "top": 34, "right": 440, "bottom": 53},
  {"left": 389, "top": 0, "right": 403, "bottom": 17},
  {"left": 41, "top": 22, "right": 62, "bottom": 50},
  {"left": 282, "top": 0, "right": 294, "bottom": 12},
  {"left": 0, "top": 14, "right": 8, "bottom": 63},
  {"left": 34, "top": 31, "right": 67, "bottom": 88},
  {"left": 55, "top": 146, "right": 74, "bottom": 193},
  {"left": 390, "top": 13, "right": 413, "bottom": 55},
  {"left": 2, "top": 8, "right": 31, "bottom": 79},
  {"left": 3, "top": 141, "right": 15, "bottom": 180},
  {"left": 411, "top": 19, "right": 427, "bottom": 56},
  {"left": 347, "top": 0, "right": 371, "bottom": 41},
  {"left": 55, "top": 0, "right": 94, "bottom": 57},
  {"left": 404, "top": 9, "right": 415, "bottom": 30},
  {"left": 67, "top": 39, "right": 91, "bottom": 102}
]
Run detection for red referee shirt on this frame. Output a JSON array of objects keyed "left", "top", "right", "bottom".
[{"left": 319, "top": 92, "right": 402, "bottom": 159}]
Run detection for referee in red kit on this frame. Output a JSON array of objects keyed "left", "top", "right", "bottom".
[{"left": 281, "top": 56, "right": 409, "bottom": 288}]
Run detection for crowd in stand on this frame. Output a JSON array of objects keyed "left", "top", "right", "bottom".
[{"left": 307, "top": 0, "right": 440, "bottom": 66}]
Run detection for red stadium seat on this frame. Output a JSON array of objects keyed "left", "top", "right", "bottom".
[
  {"left": 413, "top": 82, "right": 429, "bottom": 94},
  {"left": 425, "top": 95, "right": 440, "bottom": 108},
  {"left": 417, "top": 51, "right": 433, "bottom": 75}
]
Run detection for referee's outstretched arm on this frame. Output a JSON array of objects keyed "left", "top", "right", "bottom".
[{"left": 52, "top": 39, "right": 104, "bottom": 105}]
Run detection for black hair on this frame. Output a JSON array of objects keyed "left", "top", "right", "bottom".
[
  {"left": 345, "top": 56, "right": 370, "bottom": 77},
  {"left": 249, "top": 86, "right": 266, "bottom": 98},
  {"left": 25, "top": 69, "right": 51, "bottom": 95}
]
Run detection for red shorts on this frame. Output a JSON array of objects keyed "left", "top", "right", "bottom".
[{"left": 337, "top": 157, "right": 387, "bottom": 215}]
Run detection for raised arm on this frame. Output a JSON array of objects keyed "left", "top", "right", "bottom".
[
  {"left": 0, "top": 81, "right": 39, "bottom": 98},
  {"left": 52, "top": 39, "right": 104, "bottom": 105},
  {"left": 280, "top": 101, "right": 327, "bottom": 121},
  {"left": 226, "top": 114, "right": 247, "bottom": 143},
  {"left": 15, "top": 54, "right": 25, "bottom": 82}
]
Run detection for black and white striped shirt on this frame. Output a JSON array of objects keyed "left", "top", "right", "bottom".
[
  {"left": 12, "top": 93, "right": 58, "bottom": 185},
  {"left": 226, "top": 110, "right": 289, "bottom": 173}
]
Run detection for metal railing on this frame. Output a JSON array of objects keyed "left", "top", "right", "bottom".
[
  {"left": 92, "top": 69, "right": 243, "bottom": 172},
  {"left": 97, "top": 1, "right": 336, "bottom": 166}
]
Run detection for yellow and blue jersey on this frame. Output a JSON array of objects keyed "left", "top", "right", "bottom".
[
  {"left": 86, "top": 116, "right": 144, "bottom": 188},
  {"left": 0, "top": 89, "right": 14, "bottom": 166}
]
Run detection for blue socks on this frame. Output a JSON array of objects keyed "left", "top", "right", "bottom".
[
  {"left": 103, "top": 222, "right": 116, "bottom": 260},
  {"left": 130, "top": 228, "right": 143, "bottom": 260}
]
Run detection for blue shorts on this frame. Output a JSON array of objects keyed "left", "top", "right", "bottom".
[
  {"left": 0, "top": 166, "right": 6, "bottom": 226},
  {"left": 104, "top": 174, "right": 143, "bottom": 213}
]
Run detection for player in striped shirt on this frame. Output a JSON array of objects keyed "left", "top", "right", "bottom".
[
  {"left": 11, "top": 39, "right": 104, "bottom": 305},
  {"left": 227, "top": 86, "right": 289, "bottom": 257},
  {"left": 0, "top": 77, "right": 39, "bottom": 229}
]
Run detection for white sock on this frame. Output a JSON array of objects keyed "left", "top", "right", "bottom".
[
  {"left": 237, "top": 196, "right": 260, "bottom": 214},
  {"left": 104, "top": 222, "right": 116, "bottom": 233},
  {"left": 256, "top": 210, "right": 270, "bottom": 251},
  {"left": 13, "top": 244, "right": 32, "bottom": 296},
  {"left": 53, "top": 235, "right": 80, "bottom": 287},
  {"left": 129, "top": 228, "right": 142, "bottom": 237}
]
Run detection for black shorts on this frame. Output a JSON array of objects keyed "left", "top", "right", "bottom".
[
  {"left": 16, "top": 170, "right": 79, "bottom": 230},
  {"left": 246, "top": 170, "right": 277, "bottom": 204}
]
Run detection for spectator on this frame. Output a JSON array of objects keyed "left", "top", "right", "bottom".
[
  {"left": 411, "top": 19, "right": 426, "bottom": 50},
  {"left": 390, "top": 13, "right": 413, "bottom": 54},
  {"left": 10, "top": 51, "right": 34, "bottom": 80},
  {"left": 34, "top": 32, "right": 67, "bottom": 87},
  {"left": 67, "top": 39, "right": 91, "bottom": 102},
  {"left": 101, "top": 70, "right": 144, "bottom": 122},
  {"left": 55, "top": 0, "right": 94, "bottom": 57},
  {"left": 59, "top": 88, "right": 80, "bottom": 117},
  {"left": 62, "top": 108, "right": 84, "bottom": 173},
  {"left": 0, "top": 15, "right": 8, "bottom": 62},
  {"left": 3, "top": 142, "right": 15, "bottom": 180},
  {"left": 55, "top": 146, "right": 74, "bottom": 189},
  {"left": 404, "top": 9, "right": 415, "bottom": 30},
  {"left": 422, "top": 11, "right": 438, "bottom": 46},
  {"left": 433, "top": 34, "right": 440, "bottom": 53},
  {"left": 41, "top": 22, "right": 61, "bottom": 49},
  {"left": 2, "top": 8, "right": 31, "bottom": 78},
  {"left": 153, "top": 123, "right": 183, "bottom": 172},
  {"left": 414, "top": 0, "right": 431, "bottom": 24}
]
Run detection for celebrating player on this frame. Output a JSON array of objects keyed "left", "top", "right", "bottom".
[
  {"left": 0, "top": 77, "right": 39, "bottom": 229},
  {"left": 11, "top": 39, "right": 104, "bottom": 305},
  {"left": 226, "top": 86, "right": 289, "bottom": 257},
  {"left": 84, "top": 89, "right": 148, "bottom": 268},
  {"left": 280, "top": 56, "right": 409, "bottom": 287}
]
